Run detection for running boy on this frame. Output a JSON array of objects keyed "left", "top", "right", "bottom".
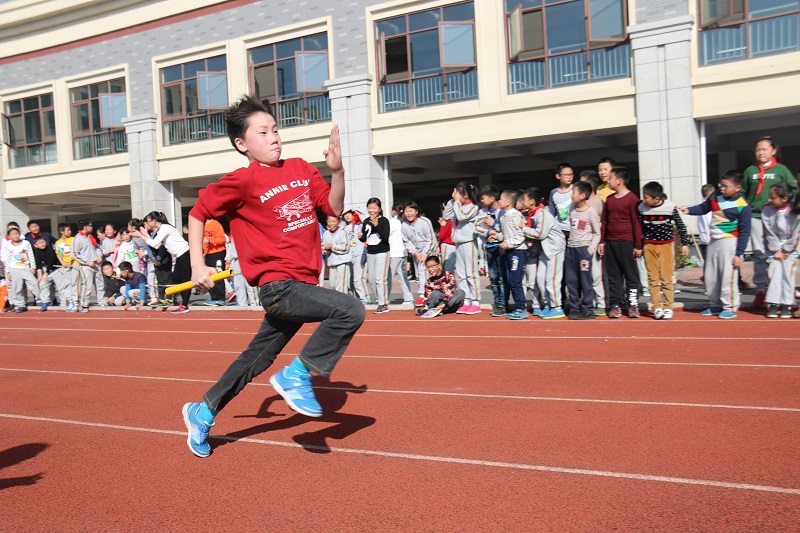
[
  {"left": 679, "top": 170, "right": 752, "bottom": 319},
  {"left": 638, "top": 182, "right": 691, "bottom": 320},
  {"left": 182, "top": 95, "right": 365, "bottom": 458},
  {"left": 599, "top": 166, "right": 643, "bottom": 318}
]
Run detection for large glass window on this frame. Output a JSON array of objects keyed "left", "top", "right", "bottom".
[
  {"left": 159, "top": 55, "right": 228, "bottom": 145},
  {"left": 375, "top": 2, "right": 478, "bottom": 113},
  {"left": 249, "top": 33, "right": 331, "bottom": 128},
  {"left": 69, "top": 78, "right": 127, "bottom": 160},
  {"left": 2, "top": 93, "right": 57, "bottom": 169},
  {"left": 699, "top": 0, "right": 800, "bottom": 65},
  {"left": 505, "top": 0, "right": 631, "bottom": 94}
]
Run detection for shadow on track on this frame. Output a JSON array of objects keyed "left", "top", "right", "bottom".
[{"left": 0, "top": 443, "right": 48, "bottom": 490}]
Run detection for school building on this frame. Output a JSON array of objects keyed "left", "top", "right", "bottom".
[{"left": 1, "top": 0, "right": 798, "bottom": 230}]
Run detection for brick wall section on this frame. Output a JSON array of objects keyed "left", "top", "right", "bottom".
[
  {"left": 635, "top": 0, "right": 688, "bottom": 24},
  {"left": 0, "top": 0, "right": 376, "bottom": 114}
]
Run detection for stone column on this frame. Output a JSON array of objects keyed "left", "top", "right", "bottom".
[
  {"left": 629, "top": 16, "right": 700, "bottom": 207},
  {"left": 0, "top": 145, "right": 30, "bottom": 230},
  {"left": 325, "top": 75, "right": 390, "bottom": 209},
  {"left": 123, "top": 114, "right": 181, "bottom": 226}
]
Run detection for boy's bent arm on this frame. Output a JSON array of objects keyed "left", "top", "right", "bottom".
[{"left": 189, "top": 216, "right": 216, "bottom": 290}]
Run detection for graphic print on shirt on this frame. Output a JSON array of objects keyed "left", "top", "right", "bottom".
[{"left": 571, "top": 219, "right": 587, "bottom": 231}]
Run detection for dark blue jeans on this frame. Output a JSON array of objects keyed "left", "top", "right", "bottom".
[
  {"left": 203, "top": 280, "right": 366, "bottom": 412},
  {"left": 504, "top": 249, "right": 527, "bottom": 311},
  {"left": 485, "top": 246, "right": 507, "bottom": 309},
  {"left": 565, "top": 246, "right": 595, "bottom": 313}
]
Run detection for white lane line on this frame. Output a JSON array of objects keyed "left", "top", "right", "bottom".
[
  {"left": 0, "top": 327, "right": 793, "bottom": 341},
  {"left": 2, "top": 412, "right": 799, "bottom": 496},
  {"left": 2, "top": 367, "right": 798, "bottom": 413},
  {"left": 0, "top": 342, "right": 798, "bottom": 368}
]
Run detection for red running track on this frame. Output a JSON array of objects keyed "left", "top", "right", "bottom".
[{"left": 0, "top": 310, "right": 798, "bottom": 530}]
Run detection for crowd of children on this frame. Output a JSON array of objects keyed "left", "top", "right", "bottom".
[{"left": 2, "top": 138, "right": 798, "bottom": 320}]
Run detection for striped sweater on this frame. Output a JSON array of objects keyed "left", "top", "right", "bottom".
[
  {"left": 686, "top": 192, "right": 751, "bottom": 257},
  {"left": 637, "top": 199, "right": 691, "bottom": 247}
]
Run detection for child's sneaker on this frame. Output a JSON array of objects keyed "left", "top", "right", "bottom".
[
  {"left": 653, "top": 308, "right": 664, "bottom": 320},
  {"left": 79, "top": 307, "right": 90, "bottom": 313},
  {"left": 421, "top": 307, "right": 442, "bottom": 318},
  {"left": 662, "top": 309, "right": 674, "bottom": 320},
  {"left": 456, "top": 304, "right": 471, "bottom": 314},
  {"left": 700, "top": 307, "right": 723, "bottom": 316},
  {"left": 171, "top": 304, "right": 190, "bottom": 314},
  {"left": 464, "top": 304, "right": 482, "bottom": 315},
  {"left": 531, "top": 307, "right": 542, "bottom": 317},
  {"left": 541, "top": 307, "right": 565, "bottom": 319},
  {"left": 269, "top": 366, "right": 323, "bottom": 417},
  {"left": 491, "top": 306, "right": 506, "bottom": 317},
  {"left": 594, "top": 306, "right": 607, "bottom": 316},
  {"left": 506, "top": 309, "right": 529, "bottom": 320},
  {"left": 182, "top": 402, "right": 213, "bottom": 458},
  {"left": 608, "top": 305, "right": 622, "bottom": 318},
  {"left": 628, "top": 305, "right": 640, "bottom": 318},
  {"left": 766, "top": 304, "right": 779, "bottom": 318},
  {"left": 413, "top": 296, "right": 426, "bottom": 307},
  {"left": 718, "top": 310, "right": 737, "bottom": 319},
  {"left": 779, "top": 305, "right": 791, "bottom": 319},
  {"left": 15, "top": 306, "right": 28, "bottom": 313},
  {"left": 374, "top": 304, "right": 389, "bottom": 314},
  {"left": 40, "top": 302, "right": 52, "bottom": 312}
]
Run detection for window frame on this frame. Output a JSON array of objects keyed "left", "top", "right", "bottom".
[
  {"left": 504, "top": 0, "right": 630, "bottom": 91},
  {"left": 2, "top": 92, "right": 57, "bottom": 168},
  {"left": 247, "top": 32, "right": 332, "bottom": 128},
  {"left": 69, "top": 77, "right": 128, "bottom": 159}
]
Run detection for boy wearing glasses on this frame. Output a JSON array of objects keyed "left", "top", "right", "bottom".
[{"left": 679, "top": 171, "right": 752, "bottom": 319}]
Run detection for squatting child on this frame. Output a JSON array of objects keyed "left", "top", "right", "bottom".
[
  {"left": 118, "top": 260, "right": 147, "bottom": 311},
  {"left": 415, "top": 255, "right": 465, "bottom": 318}
]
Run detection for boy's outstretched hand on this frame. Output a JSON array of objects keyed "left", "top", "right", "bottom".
[{"left": 324, "top": 125, "right": 342, "bottom": 173}]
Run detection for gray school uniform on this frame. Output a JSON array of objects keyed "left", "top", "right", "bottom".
[
  {"left": 323, "top": 227, "right": 352, "bottom": 294},
  {"left": 402, "top": 217, "right": 437, "bottom": 296},
  {"left": 443, "top": 199, "right": 481, "bottom": 304},
  {"left": 522, "top": 208, "right": 567, "bottom": 309},
  {"left": 762, "top": 205, "right": 799, "bottom": 306}
]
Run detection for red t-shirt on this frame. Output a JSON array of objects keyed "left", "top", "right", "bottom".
[
  {"left": 189, "top": 158, "right": 335, "bottom": 286},
  {"left": 600, "top": 191, "right": 643, "bottom": 245}
]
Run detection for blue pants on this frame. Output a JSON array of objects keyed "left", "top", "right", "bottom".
[
  {"left": 565, "top": 246, "right": 595, "bottom": 313},
  {"left": 203, "top": 280, "right": 366, "bottom": 412},
  {"left": 503, "top": 249, "right": 527, "bottom": 311},
  {"left": 485, "top": 246, "right": 507, "bottom": 309}
]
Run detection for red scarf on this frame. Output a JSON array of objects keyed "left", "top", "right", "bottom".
[
  {"left": 78, "top": 230, "right": 98, "bottom": 248},
  {"left": 525, "top": 204, "right": 545, "bottom": 227},
  {"left": 755, "top": 157, "right": 778, "bottom": 198}
]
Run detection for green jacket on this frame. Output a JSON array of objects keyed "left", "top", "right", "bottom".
[{"left": 742, "top": 162, "right": 796, "bottom": 217}]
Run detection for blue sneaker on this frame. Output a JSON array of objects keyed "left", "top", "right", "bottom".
[
  {"left": 700, "top": 308, "right": 723, "bottom": 316},
  {"left": 506, "top": 309, "right": 529, "bottom": 320},
  {"left": 269, "top": 367, "right": 323, "bottom": 417},
  {"left": 182, "top": 402, "right": 213, "bottom": 458},
  {"left": 532, "top": 307, "right": 542, "bottom": 317},
  {"left": 40, "top": 302, "right": 52, "bottom": 312},
  {"left": 718, "top": 310, "right": 737, "bottom": 319},
  {"left": 541, "top": 307, "right": 566, "bottom": 319}
]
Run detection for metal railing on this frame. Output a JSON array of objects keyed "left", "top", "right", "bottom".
[
  {"left": 701, "top": 13, "right": 799, "bottom": 65},
  {"left": 9, "top": 142, "right": 57, "bottom": 168},
  {"left": 379, "top": 71, "right": 478, "bottom": 112},
  {"left": 73, "top": 131, "right": 128, "bottom": 159},
  {"left": 165, "top": 112, "right": 226, "bottom": 145}
]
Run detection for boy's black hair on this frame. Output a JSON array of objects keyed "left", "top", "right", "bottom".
[
  {"left": 57, "top": 222, "right": 70, "bottom": 233},
  {"left": 501, "top": 189, "right": 518, "bottom": 205},
  {"left": 226, "top": 94, "right": 274, "bottom": 157},
  {"left": 701, "top": 183, "right": 716, "bottom": 198},
  {"left": 479, "top": 185, "right": 500, "bottom": 200},
  {"left": 610, "top": 166, "right": 629, "bottom": 185},
  {"left": 101, "top": 261, "right": 113, "bottom": 269},
  {"left": 27, "top": 220, "right": 39, "bottom": 228},
  {"left": 34, "top": 236, "right": 46, "bottom": 242},
  {"left": 77, "top": 218, "right": 93, "bottom": 229},
  {"left": 7, "top": 221, "right": 19, "bottom": 230},
  {"left": 403, "top": 200, "right": 420, "bottom": 212},
  {"left": 6, "top": 227, "right": 20, "bottom": 236},
  {"left": 522, "top": 187, "right": 543, "bottom": 205},
  {"left": 425, "top": 255, "right": 440, "bottom": 265},
  {"left": 579, "top": 170, "right": 599, "bottom": 192},
  {"left": 575, "top": 181, "right": 593, "bottom": 201},
  {"left": 721, "top": 169, "right": 743, "bottom": 186},
  {"left": 118, "top": 261, "right": 133, "bottom": 272},
  {"left": 555, "top": 162, "right": 573, "bottom": 174},
  {"left": 642, "top": 181, "right": 666, "bottom": 200},
  {"left": 598, "top": 156, "right": 616, "bottom": 166}
]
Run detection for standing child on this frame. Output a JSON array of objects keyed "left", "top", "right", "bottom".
[
  {"left": 599, "top": 166, "right": 643, "bottom": 318},
  {"left": 225, "top": 236, "right": 256, "bottom": 306},
  {"left": 4, "top": 227, "right": 39, "bottom": 313},
  {"left": 579, "top": 170, "right": 606, "bottom": 315},
  {"left": 53, "top": 223, "right": 79, "bottom": 312},
  {"left": 72, "top": 219, "right": 101, "bottom": 313},
  {"left": 343, "top": 208, "right": 368, "bottom": 303},
  {"left": 491, "top": 190, "right": 528, "bottom": 320},
  {"left": 402, "top": 200, "right": 437, "bottom": 306},
  {"left": 475, "top": 185, "right": 506, "bottom": 316},
  {"left": 521, "top": 188, "right": 567, "bottom": 319},
  {"left": 387, "top": 201, "right": 414, "bottom": 305},
  {"left": 519, "top": 188, "right": 544, "bottom": 316},
  {"left": 565, "top": 182, "right": 601, "bottom": 320},
  {"left": 697, "top": 184, "right": 716, "bottom": 283},
  {"left": 32, "top": 236, "right": 60, "bottom": 311},
  {"left": 443, "top": 182, "right": 482, "bottom": 314},
  {"left": 741, "top": 137, "right": 796, "bottom": 307},
  {"left": 549, "top": 163, "right": 575, "bottom": 240},
  {"left": 323, "top": 215, "right": 353, "bottom": 295},
  {"left": 182, "top": 95, "right": 364, "bottom": 457},
  {"left": 596, "top": 157, "right": 616, "bottom": 202},
  {"left": 437, "top": 215, "right": 456, "bottom": 273},
  {"left": 638, "top": 182, "right": 691, "bottom": 320},
  {"left": 679, "top": 170, "right": 751, "bottom": 319},
  {"left": 360, "top": 198, "right": 391, "bottom": 313},
  {"left": 113, "top": 228, "right": 140, "bottom": 273},
  {"left": 760, "top": 183, "right": 798, "bottom": 318}
]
